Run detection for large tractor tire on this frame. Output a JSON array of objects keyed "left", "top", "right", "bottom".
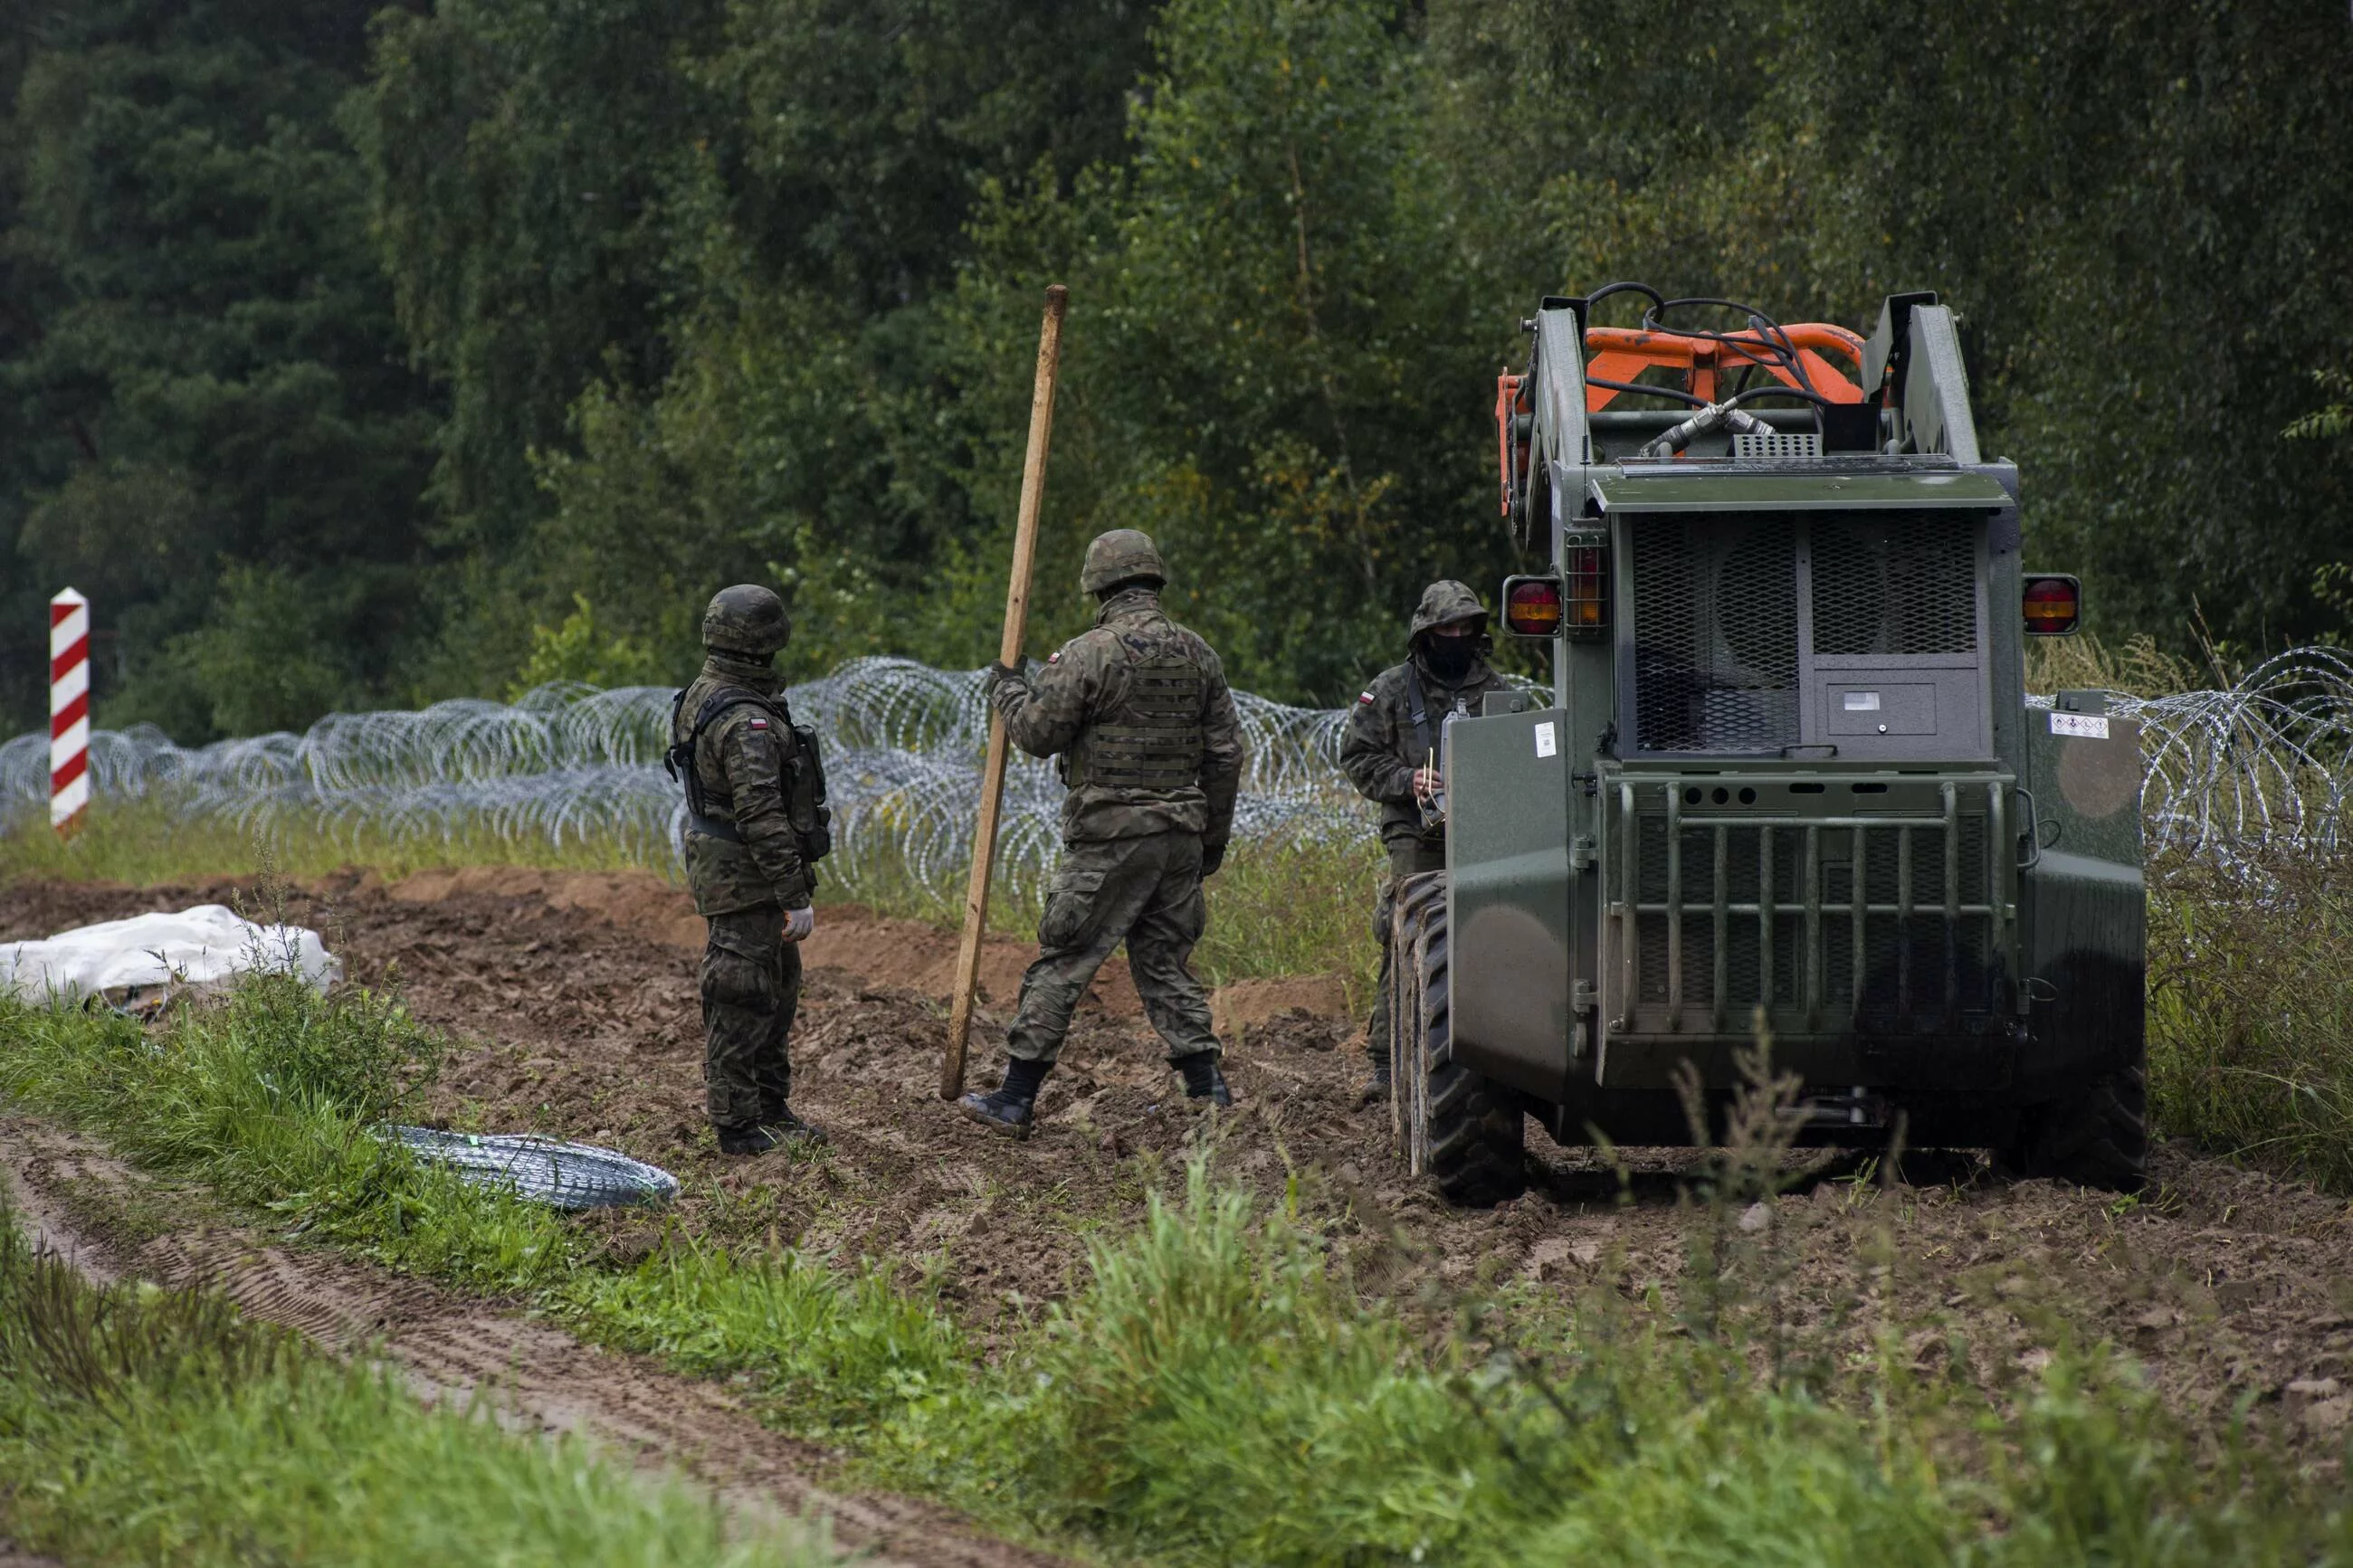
[
  {"left": 2001, "top": 1063, "right": 2148, "bottom": 1193},
  {"left": 1391, "top": 873, "right": 1526, "bottom": 1207}
]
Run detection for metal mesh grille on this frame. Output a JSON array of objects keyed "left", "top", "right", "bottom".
[
  {"left": 1628, "top": 820, "right": 1841, "bottom": 1012},
  {"left": 1632, "top": 518, "right": 1801, "bottom": 752},
  {"left": 1625, "top": 809, "right": 1998, "bottom": 1025},
  {"left": 1810, "top": 512, "right": 1978, "bottom": 656}
]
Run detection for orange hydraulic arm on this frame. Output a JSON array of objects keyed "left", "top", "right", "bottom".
[
  {"left": 1494, "top": 371, "right": 1529, "bottom": 517},
  {"left": 1582, "top": 323, "right": 1867, "bottom": 412},
  {"left": 1493, "top": 318, "right": 1874, "bottom": 515}
]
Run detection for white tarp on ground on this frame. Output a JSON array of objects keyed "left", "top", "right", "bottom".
[{"left": 0, "top": 905, "right": 341, "bottom": 1012}]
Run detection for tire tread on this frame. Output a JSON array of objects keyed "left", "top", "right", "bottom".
[
  {"left": 1396, "top": 881, "right": 1524, "bottom": 1206},
  {"left": 2006, "top": 1064, "right": 2148, "bottom": 1193}
]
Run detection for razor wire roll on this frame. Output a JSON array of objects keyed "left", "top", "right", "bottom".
[
  {"left": 379, "top": 1125, "right": 680, "bottom": 1210},
  {"left": 3, "top": 652, "right": 2348, "bottom": 896}
]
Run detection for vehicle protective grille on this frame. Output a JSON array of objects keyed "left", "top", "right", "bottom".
[
  {"left": 1810, "top": 511, "right": 1977, "bottom": 656},
  {"left": 1631, "top": 517, "right": 1800, "bottom": 752},
  {"left": 1610, "top": 779, "right": 2012, "bottom": 1035}
]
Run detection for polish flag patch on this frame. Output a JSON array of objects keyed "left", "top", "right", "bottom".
[
  {"left": 748, "top": 717, "right": 769, "bottom": 730},
  {"left": 1048, "top": 651, "right": 1062, "bottom": 664},
  {"left": 1357, "top": 691, "right": 1376, "bottom": 705}
]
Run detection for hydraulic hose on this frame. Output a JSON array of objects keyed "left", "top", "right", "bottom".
[{"left": 1634, "top": 385, "right": 1837, "bottom": 457}]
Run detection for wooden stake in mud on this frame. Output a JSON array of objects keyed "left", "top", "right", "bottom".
[{"left": 940, "top": 283, "right": 1069, "bottom": 1101}]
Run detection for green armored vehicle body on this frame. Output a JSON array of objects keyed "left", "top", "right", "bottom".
[{"left": 1393, "top": 287, "right": 2147, "bottom": 1203}]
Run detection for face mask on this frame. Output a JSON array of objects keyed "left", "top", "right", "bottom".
[
  {"left": 712, "top": 649, "right": 781, "bottom": 691},
  {"left": 1423, "top": 637, "right": 1475, "bottom": 679}
]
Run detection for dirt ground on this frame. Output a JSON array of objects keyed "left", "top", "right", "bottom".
[{"left": 9, "top": 868, "right": 2353, "bottom": 1464}]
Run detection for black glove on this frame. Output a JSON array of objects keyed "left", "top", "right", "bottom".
[
  {"left": 1200, "top": 842, "right": 1225, "bottom": 878},
  {"left": 983, "top": 660, "right": 1023, "bottom": 693}
]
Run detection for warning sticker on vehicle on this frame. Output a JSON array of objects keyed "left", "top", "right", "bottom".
[
  {"left": 1534, "top": 720, "right": 1558, "bottom": 759},
  {"left": 2050, "top": 712, "right": 2110, "bottom": 740}
]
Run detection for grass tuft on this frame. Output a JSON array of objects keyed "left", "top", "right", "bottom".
[
  {"left": 873, "top": 1141, "right": 2340, "bottom": 1567},
  {"left": 2148, "top": 844, "right": 2353, "bottom": 1187},
  {"left": 0, "top": 974, "right": 965, "bottom": 1437},
  {"left": 562, "top": 1239, "right": 963, "bottom": 1435},
  {"left": 0, "top": 1196, "right": 833, "bottom": 1566}
]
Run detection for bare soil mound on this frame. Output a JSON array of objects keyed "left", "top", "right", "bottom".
[
  {"left": 10, "top": 872, "right": 2353, "bottom": 1457},
  {"left": 377, "top": 865, "right": 1157, "bottom": 1015}
]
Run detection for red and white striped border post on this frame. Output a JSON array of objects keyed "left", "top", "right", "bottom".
[{"left": 50, "top": 587, "right": 90, "bottom": 835}]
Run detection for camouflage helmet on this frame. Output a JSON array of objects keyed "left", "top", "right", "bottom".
[
  {"left": 701, "top": 584, "right": 789, "bottom": 658},
  {"left": 1080, "top": 528, "right": 1167, "bottom": 595},
  {"left": 1409, "top": 580, "right": 1488, "bottom": 642}
]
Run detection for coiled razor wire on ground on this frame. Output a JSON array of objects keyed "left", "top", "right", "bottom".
[
  {"left": 378, "top": 1125, "right": 679, "bottom": 1209},
  {"left": 3, "top": 651, "right": 2348, "bottom": 900}
]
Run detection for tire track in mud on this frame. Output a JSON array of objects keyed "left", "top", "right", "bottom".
[{"left": 0, "top": 1117, "right": 1069, "bottom": 1568}]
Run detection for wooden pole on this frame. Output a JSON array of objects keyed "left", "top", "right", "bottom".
[{"left": 941, "top": 283, "right": 1069, "bottom": 1100}]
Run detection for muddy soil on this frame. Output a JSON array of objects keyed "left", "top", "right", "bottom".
[{"left": 9, "top": 870, "right": 2353, "bottom": 1459}]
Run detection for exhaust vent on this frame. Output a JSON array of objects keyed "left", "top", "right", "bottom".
[
  {"left": 1811, "top": 514, "right": 1978, "bottom": 656},
  {"left": 1732, "top": 431, "right": 1822, "bottom": 461},
  {"left": 1631, "top": 517, "right": 1801, "bottom": 753}
]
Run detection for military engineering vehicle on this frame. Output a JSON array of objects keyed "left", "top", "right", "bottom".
[{"left": 1393, "top": 287, "right": 2147, "bottom": 1203}]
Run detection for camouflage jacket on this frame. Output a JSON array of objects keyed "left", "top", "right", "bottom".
[
  {"left": 672, "top": 653, "right": 813, "bottom": 917},
  {"left": 991, "top": 587, "right": 1246, "bottom": 848},
  {"left": 1339, "top": 653, "right": 1510, "bottom": 850}
]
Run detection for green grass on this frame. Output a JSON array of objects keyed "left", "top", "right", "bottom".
[
  {"left": 0, "top": 976, "right": 964, "bottom": 1437},
  {"left": 1193, "top": 832, "right": 1379, "bottom": 995},
  {"left": 836, "top": 827, "right": 1382, "bottom": 994},
  {"left": 0, "top": 1193, "right": 834, "bottom": 1566},
  {"left": 4, "top": 976, "right": 2350, "bottom": 1564},
  {"left": 2148, "top": 844, "right": 2353, "bottom": 1188},
  {"left": 878, "top": 1155, "right": 2344, "bottom": 1567},
  {"left": 0, "top": 794, "right": 655, "bottom": 885}
]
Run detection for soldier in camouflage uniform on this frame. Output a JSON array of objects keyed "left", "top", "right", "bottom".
[
  {"left": 1338, "top": 580, "right": 1510, "bottom": 1104},
  {"left": 669, "top": 585, "right": 827, "bottom": 1156},
  {"left": 959, "top": 528, "right": 1248, "bottom": 1138}
]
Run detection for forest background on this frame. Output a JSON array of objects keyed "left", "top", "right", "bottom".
[{"left": 2, "top": 0, "right": 2348, "bottom": 742}]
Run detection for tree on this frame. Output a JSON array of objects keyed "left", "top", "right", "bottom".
[
  {"left": 524, "top": 0, "right": 1158, "bottom": 680},
  {"left": 946, "top": 0, "right": 1504, "bottom": 701},
  {"left": 2, "top": 0, "right": 439, "bottom": 738}
]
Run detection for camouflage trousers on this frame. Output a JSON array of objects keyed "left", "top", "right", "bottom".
[
  {"left": 700, "top": 905, "right": 804, "bottom": 1132},
  {"left": 1005, "top": 830, "right": 1220, "bottom": 1066},
  {"left": 1369, "top": 839, "right": 1447, "bottom": 1067}
]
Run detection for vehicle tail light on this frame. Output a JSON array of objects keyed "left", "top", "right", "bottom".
[
  {"left": 2023, "top": 574, "right": 2082, "bottom": 636},
  {"left": 1563, "top": 537, "right": 1609, "bottom": 638},
  {"left": 1500, "top": 575, "right": 1562, "bottom": 637}
]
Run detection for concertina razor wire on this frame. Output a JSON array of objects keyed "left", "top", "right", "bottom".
[{"left": 3, "top": 651, "right": 2348, "bottom": 905}]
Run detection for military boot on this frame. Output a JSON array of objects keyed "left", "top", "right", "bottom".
[
  {"left": 718, "top": 1125, "right": 780, "bottom": 1157},
  {"left": 1172, "top": 1050, "right": 1234, "bottom": 1107},
  {"left": 960, "top": 1058, "right": 1050, "bottom": 1139},
  {"left": 766, "top": 1107, "right": 828, "bottom": 1145},
  {"left": 1356, "top": 1051, "right": 1392, "bottom": 1108}
]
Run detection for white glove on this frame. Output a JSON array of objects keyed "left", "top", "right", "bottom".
[{"left": 783, "top": 906, "right": 815, "bottom": 943}]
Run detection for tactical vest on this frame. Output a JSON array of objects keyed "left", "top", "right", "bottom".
[
  {"left": 1062, "top": 618, "right": 1208, "bottom": 793},
  {"left": 663, "top": 685, "right": 833, "bottom": 861}
]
